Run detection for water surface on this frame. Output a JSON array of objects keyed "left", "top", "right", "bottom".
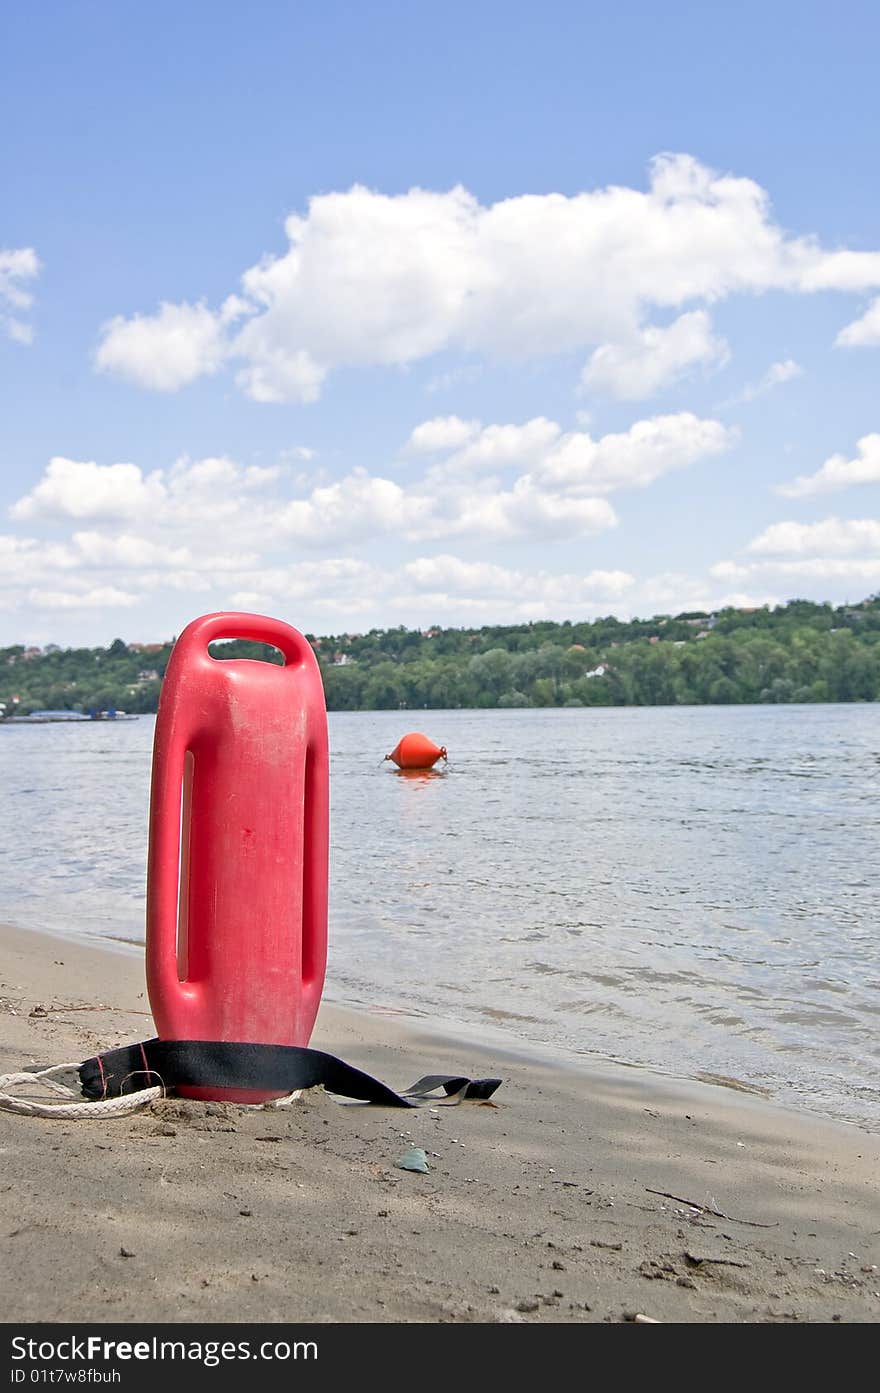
[{"left": 1, "top": 704, "right": 877, "bottom": 1129}]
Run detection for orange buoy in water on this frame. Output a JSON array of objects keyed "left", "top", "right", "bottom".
[{"left": 385, "top": 731, "right": 447, "bottom": 770}]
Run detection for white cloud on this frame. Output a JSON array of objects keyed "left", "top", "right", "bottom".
[
  {"left": 774, "top": 559, "right": 880, "bottom": 580},
  {"left": 779, "top": 558, "right": 880, "bottom": 580},
  {"left": 0, "top": 247, "right": 40, "bottom": 344},
  {"left": 10, "top": 457, "right": 167, "bottom": 522},
  {"left": 748, "top": 518, "right": 880, "bottom": 556},
  {"left": 404, "top": 410, "right": 736, "bottom": 543},
  {"left": 71, "top": 532, "right": 194, "bottom": 569},
  {"left": 0, "top": 248, "right": 40, "bottom": 310},
  {"left": 436, "top": 417, "right": 561, "bottom": 475},
  {"left": 404, "top": 554, "right": 633, "bottom": 602},
  {"left": 94, "top": 155, "right": 880, "bottom": 401},
  {"left": 140, "top": 569, "right": 214, "bottom": 594},
  {"left": 403, "top": 415, "right": 480, "bottom": 455},
  {"left": 710, "top": 560, "right": 751, "bottom": 581},
  {"left": 0, "top": 415, "right": 840, "bottom": 642},
  {"left": 0, "top": 534, "right": 78, "bottom": 581},
  {"left": 836, "top": 296, "right": 880, "bottom": 347},
  {"left": 723, "top": 358, "right": 803, "bottom": 407},
  {"left": 27, "top": 586, "right": 140, "bottom": 610},
  {"left": 95, "top": 297, "right": 246, "bottom": 391},
  {"left": 10, "top": 454, "right": 291, "bottom": 546},
  {"left": 235, "top": 347, "right": 327, "bottom": 404},
  {"left": 2, "top": 404, "right": 725, "bottom": 641},
  {"left": 420, "top": 479, "right": 617, "bottom": 542},
  {"left": 777, "top": 432, "right": 880, "bottom": 498},
  {"left": 405, "top": 555, "right": 528, "bottom": 594},
  {"left": 634, "top": 569, "right": 781, "bottom": 615},
  {"left": 279, "top": 469, "right": 434, "bottom": 544},
  {"left": 712, "top": 556, "right": 880, "bottom": 586},
  {"left": 585, "top": 571, "right": 634, "bottom": 594},
  {"left": 10, "top": 409, "right": 728, "bottom": 578},
  {"left": 425, "top": 363, "right": 483, "bottom": 393},
  {"left": 582, "top": 311, "right": 729, "bottom": 399},
  {"left": 269, "top": 462, "right": 618, "bottom": 546},
  {"left": 410, "top": 411, "right": 735, "bottom": 503},
  {"left": 230, "top": 559, "right": 382, "bottom": 615},
  {"left": 761, "top": 359, "right": 802, "bottom": 390},
  {"left": 711, "top": 513, "right": 880, "bottom": 592},
  {"left": 242, "top": 464, "right": 283, "bottom": 486},
  {"left": 797, "top": 251, "right": 880, "bottom": 293},
  {"left": 224, "top": 555, "right": 637, "bottom": 626},
  {"left": 6, "top": 318, "right": 34, "bottom": 346},
  {"left": 713, "top": 590, "right": 781, "bottom": 610},
  {"left": 530, "top": 412, "right": 735, "bottom": 494}
]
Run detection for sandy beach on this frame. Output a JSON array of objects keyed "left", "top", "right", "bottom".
[{"left": 1, "top": 920, "right": 878, "bottom": 1324}]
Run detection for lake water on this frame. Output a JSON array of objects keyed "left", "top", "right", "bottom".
[{"left": 1, "top": 705, "right": 877, "bottom": 1131}]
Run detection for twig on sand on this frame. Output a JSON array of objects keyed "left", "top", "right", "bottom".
[
  {"left": 29, "top": 1003, "right": 151, "bottom": 1017},
  {"left": 646, "top": 1188, "right": 778, "bottom": 1229},
  {"left": 683, "top": 1251, "right": 750, "bottom": 1269}
]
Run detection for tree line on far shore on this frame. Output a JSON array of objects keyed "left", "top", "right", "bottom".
[{"left": 2, "top": 595, "right": 880, "bottom": 717}]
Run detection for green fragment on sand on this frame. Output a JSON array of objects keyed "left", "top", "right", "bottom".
[{"left": 395, "top": 1146, "right": 429, "bottom": 1173}]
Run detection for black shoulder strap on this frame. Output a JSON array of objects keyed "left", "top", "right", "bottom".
[{"left": 79, "top": 1038, "right": 502, "bottom": 1109}]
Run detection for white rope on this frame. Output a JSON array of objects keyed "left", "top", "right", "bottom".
[
  {"left": 0, "top": 1063, "right": 162, "bottom": 1120},
  {"left": 1, "top": 1065, "right": 80, "bottom": 1096},
  {"left": 268, "top": 1088, "right": 303, "bottom": 1106}
]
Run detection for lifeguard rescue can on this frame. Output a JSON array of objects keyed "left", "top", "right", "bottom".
[{"left": 145, "top": 611, "right": 329, "bottom": 1102}]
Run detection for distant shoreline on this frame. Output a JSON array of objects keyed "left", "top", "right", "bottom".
[{"left": 4, "top": 594, "right": 879, "bottom": 716}]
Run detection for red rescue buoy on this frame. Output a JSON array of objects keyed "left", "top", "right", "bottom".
[
  {"left": 145, "top": 611, "right": 329, "bottom": 1103},
  {"left": 385, "top": 731, "right": 447, "bottom": 770}
]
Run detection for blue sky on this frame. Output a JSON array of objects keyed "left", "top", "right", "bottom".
[{"left": 2, "top": 0, "right": 880, "bottom": 645}]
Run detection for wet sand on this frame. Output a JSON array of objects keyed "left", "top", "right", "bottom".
[{"left": 1, "top": 921, "right": 878, "bottom": 1323}]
